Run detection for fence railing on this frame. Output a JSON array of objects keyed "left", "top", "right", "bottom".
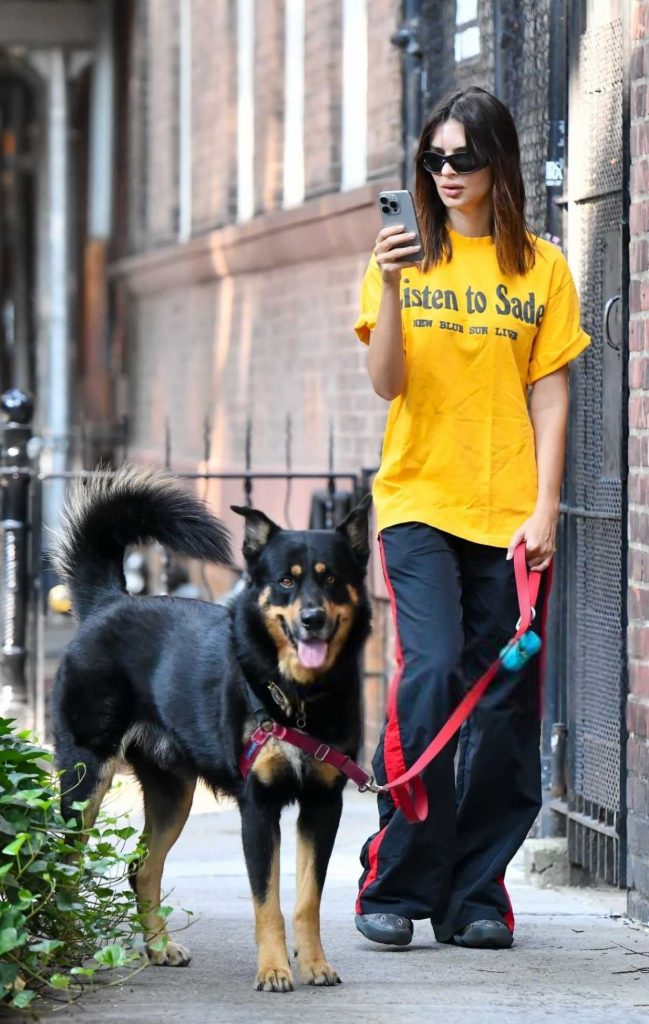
[{"left": 0, "top": 389, "right": 374, "bottom": 734}]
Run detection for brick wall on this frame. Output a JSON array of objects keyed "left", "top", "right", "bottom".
[
  {"left": 126, "top": 252, "right": 388, "bottom": 476},
  {"left": 121, "top": 0, "right": 401, "bottom": 481},
  {"left": 627, "top": 0, "right": 649, "bottom": 925}
]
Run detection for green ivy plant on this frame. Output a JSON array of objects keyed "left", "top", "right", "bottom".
[{"left": 0, "top": 716, "right": 159, "bottom": 1009}]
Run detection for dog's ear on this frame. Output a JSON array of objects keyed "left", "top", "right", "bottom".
[
  {"left": 336, "top": 493, "right": 372, "bottom": 566},
  {"left": 230, "top": 506, "right": 281, "bottom": 561}
]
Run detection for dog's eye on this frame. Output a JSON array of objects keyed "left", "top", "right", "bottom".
[
  {"left": 279, "top": 577, "right": 294, "bottom": 588},
  {"left": 326, "top": 574, "right": 336, "bottom": 585}
]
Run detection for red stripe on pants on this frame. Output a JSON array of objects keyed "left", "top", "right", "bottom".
[
  {"left": 356, "top": 534, "right": 408, "bottom": 912},
  {"left": 497, "top": 876, "right": 515, "bottom": 932}
]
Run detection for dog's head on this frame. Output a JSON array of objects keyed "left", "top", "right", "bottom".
[{"left": 231, "top": 497, "right": 372, "bottom": 685}]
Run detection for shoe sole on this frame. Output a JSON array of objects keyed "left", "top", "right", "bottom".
[
  {"left": 354, "top": 914, "right": 413, "bottom": 947},
  {"left": 453, "top": 927, "right": 514, "bottom": 950}
]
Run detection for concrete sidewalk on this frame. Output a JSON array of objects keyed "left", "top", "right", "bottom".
[{"left": 48, "top": 785, "right": 649, "bottom": 1024}]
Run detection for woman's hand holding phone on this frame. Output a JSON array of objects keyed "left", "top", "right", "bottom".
[{"left": 374, "top": 225, "right": 421, "bottom": 283}]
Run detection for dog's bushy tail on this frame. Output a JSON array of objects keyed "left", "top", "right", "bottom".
[{"left": 53, "top": 464, "right": 233, "bottom": 620}]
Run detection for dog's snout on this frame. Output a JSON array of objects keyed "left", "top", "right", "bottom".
[{"left": 300, "top": 607, "right": 327, "bottom": 631}]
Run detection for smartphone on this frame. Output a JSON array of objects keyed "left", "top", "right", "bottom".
[{"left": 378, "top": 190, "right": 423, "bottom": 264}]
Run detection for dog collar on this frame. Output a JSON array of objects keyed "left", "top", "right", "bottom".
[
  {"left": 244, "top": 677, "right": 306, "bottom": 729},
  {"left": 244, "top": 670, "right": 334, "bottom": 733}
]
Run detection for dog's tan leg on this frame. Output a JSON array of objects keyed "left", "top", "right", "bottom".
[
  {"left": 133, "top": 769, "right": 196, "bottom": 967},
  {"left": 240, "top": 794, "right": 293, "bottom": 991},
  {"left": 80, "top": 759, "right": 117, "bottom": 830},
  {"left": 63, "top": 758, "right": 117, "bottom": 865},
  {"left": 293, "top": 794, "right": 342, "bottom": 986},
  {"left": 252, "top": 840, "right": 293, "bottom": 992}
]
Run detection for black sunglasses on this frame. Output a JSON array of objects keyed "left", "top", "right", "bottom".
[{"left": 421, "top": 150, "right": 486, "bottom": 175}]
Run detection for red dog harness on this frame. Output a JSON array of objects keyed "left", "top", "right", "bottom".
[{"left": 240, "top": 543, "right": 546, "bottom": 824}]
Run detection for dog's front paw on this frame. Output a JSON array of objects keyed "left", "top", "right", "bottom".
[
  {"left": 147, "top": 939, "right": 191, "bottom": 966},
  {"left": 254, "top": 965, "right": 294, "bottom": 992},
  {"left": 298, "top": 958, "right": 341, "bottom": 986}
]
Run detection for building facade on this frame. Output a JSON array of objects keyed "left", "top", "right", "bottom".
[{"left": 0, "top": 0, "right": 646, "bottom": 922}]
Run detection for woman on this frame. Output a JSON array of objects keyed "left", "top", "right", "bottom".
[{"left": 353, "top": 87, "right": 589, "bottom": 950}]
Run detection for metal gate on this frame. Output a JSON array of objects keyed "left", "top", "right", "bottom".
[{"left": 550, "top": 0, "right": 628, "bottom": 885}]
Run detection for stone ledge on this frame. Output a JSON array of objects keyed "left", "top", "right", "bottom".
[
  {"left": 524, "top": 837, "right": 569, "bottom": 887},
  {"left": 110, "top": 179, "right": 398, "bottom": 296}
]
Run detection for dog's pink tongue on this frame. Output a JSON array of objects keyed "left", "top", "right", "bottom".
[{"left": 297, "top": 640, "right": 328, "bottom": 668}]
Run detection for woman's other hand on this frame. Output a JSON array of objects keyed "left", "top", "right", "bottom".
[
  {"left": 506, "top": 505, "right": 558, "bottom": 572},
  {"left": 375, "top": 225, "right": 421, "bottom": 283}
]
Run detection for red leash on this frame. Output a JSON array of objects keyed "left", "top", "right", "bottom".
[{"left": 240, "top": 543, "right": 544, "bottom": 824}]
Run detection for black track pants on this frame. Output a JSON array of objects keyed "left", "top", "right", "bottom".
[{"left": 357, "top": 522, "right": 547, "bottom": 941}]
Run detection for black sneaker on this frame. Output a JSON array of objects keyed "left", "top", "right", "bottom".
[
  {"left": 354, "top": 912, "right": 414, "bottom": 946},
  {"left": 452, "top": 920, "right": 514, "bottom": 949}
]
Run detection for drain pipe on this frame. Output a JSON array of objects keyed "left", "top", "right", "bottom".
[{"left": 391, "top": 0, "right": 423, "bottom": 189}]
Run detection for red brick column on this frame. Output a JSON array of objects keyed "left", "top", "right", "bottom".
[
  {"left": 367, "top": 0, "right": 402, "bottom": 180},
  {"left": 190, "top": 0, "right": 237, "bottom": 231},
  {"left": 253, "top": 0, "right": 285, "bottom": 214},
  {"left": 146, "top": 0, "right": 179, "bottom": 244},
  {"left": 628, "top": 0, "right": 649, "bottom": 924},
  {"left": 304, "top": 0, "right": 343, "bottom": 198}
]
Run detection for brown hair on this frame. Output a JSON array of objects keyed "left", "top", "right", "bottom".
[{"left": 414, "top": 87, "right": 536, "bottom": 277}]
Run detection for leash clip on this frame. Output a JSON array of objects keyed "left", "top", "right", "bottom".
[
  {"left": 358, "top": 775, "right": 381, "bottom": 794},
  {"left": 515, "top": 605, "right": 536, "bottom": 631}
]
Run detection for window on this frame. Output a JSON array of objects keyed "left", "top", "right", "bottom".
[
  {"left": 455, "top": 0, "right": 480, "bottom": 62},
  {"left": 178, "top": 0, "right": 192, "bottom": 241},
  {"left": 237, "top": 0, "right": 254, "bottom": 222},
  {"left": 283, "top": 0, "right": 305, "bottom": 208},
  {"left": 341, "top": 0, "right": 367, "bottom": 191}
]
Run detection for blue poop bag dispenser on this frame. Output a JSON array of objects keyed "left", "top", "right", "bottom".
[{"left": 500, "top": 629, "right": 542, "bottom": 672}]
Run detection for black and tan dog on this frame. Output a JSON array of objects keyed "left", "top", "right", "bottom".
[{"left": 52, "top": 466, "right": 371, "bottom": 991}]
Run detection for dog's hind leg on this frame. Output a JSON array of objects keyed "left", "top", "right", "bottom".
[
  {"left": 56, "top": 745, "right": 118, "bottom": 872},
  {"left": 239, "top": 791, "right": 293, "bottom": 992},
  {"left": 128, "top": 754, "right": 196, "bottom": 967},
  {"left": 293, "top": 788, "right": 343, "bottom": 986},
  {"left": 57, "top": 737, "right": 117, "bottom": 846}
]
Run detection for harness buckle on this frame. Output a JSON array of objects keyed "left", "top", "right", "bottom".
[
  {"left": 314, "top": 743, "right": 331, "bottom": 762},
  {"left": 251, "top": 725, "right": 272, "bottom": 744},
  {"left": 273, "top": 725, "right": 288, "bottom": 740}
]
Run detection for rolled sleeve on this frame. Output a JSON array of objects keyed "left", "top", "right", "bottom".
[
  {"left": 354, "top": 255, "right": 383, "bottom": 345},
  {"left": 527, "top": 263, "right": 591, "bottom": 385}
]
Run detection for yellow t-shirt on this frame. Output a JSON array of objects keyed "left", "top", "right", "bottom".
[{"left": 354, "top": 230, "right": 591, "bottom": 547}]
